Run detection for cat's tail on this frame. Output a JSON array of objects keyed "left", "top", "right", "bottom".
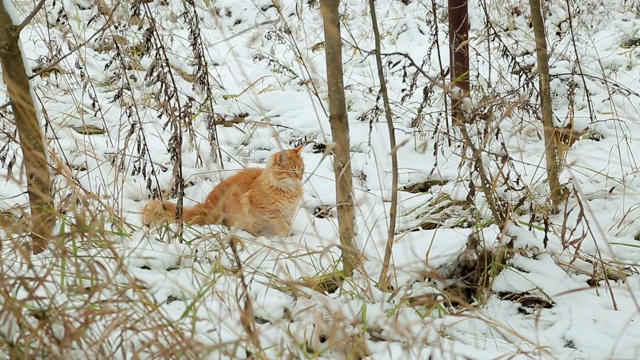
[{"left": 142, "top": 199, "right": 210, "bottom": 226}]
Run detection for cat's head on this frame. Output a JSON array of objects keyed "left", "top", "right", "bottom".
[{"left": 267, "top": 145, "right": 305, "bottom": 186}]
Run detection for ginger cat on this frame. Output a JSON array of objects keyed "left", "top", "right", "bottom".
[{"left": 143, "top": 145, "right": 305, "bottom": 236}]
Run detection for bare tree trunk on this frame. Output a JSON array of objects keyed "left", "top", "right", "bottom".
[
  {"left": 368, "top": 0, "right": 399, "bottom": 291},
  {"left": 449, "top": 1, "right": 507, "bottom": 228},
  {"left": 529, "top": 0, "right": 561, "bottom": 212},
  {"left": 448, "top": 0, "right": 470, "bottom": 124},
  {"left": 320, "top": 0, "right": 359, "bottom": 278},
  {"left": 0, "top": 2, "right": 56, "bottom": 254}
]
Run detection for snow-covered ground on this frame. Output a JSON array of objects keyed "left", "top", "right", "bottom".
[{"left": 1, "top": 0, "right": 640, "bottom": 358}]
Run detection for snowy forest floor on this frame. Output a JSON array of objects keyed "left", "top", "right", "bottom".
[{"left": 1, "top": 0, "right": 640, "bottom": 359}]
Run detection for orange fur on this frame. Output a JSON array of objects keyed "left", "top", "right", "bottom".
[{"left": 142, "top": 145, "right": 305, "bottom": 236}]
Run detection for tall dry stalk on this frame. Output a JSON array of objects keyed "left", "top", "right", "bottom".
[
  {"left": 529, "top": 0, "right": 562, "bottom": 212},
  {"left": 0, "top": 0, "right": 55, "bottom": 254},
  {"left": 368, "top": 0, "right": 399, "bottom": 291},
  {"left": 320, "top": 0, "right": 359, "bottom": 278}
]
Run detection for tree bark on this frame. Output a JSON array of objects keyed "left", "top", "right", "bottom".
[
  {"left": 320, "top": 0, "right": 359, "bottom": 278},
  {"left": 448, "top": 0, "right": 470, "bottom": 124},
  {"left": 0, "top": 3, "right": 56, "bottom": 254},
  {"left": 529, "top": 0, "right": 561, "bottom": 212}
]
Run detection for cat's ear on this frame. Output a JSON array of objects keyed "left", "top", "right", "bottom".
[
  {"left": 293, "top": 144, "right": 304, "bottom": 153},
  {"left": 277, "top": 151, "right": 290, "bottom": 165}
]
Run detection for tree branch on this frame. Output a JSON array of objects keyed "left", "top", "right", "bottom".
[{"left": 15, "top": 0, "right": 46, "bottom": 34}]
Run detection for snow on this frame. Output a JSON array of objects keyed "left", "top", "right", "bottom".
[{"left": 1, "top": 0, "right": 640, "bottom": 358}]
